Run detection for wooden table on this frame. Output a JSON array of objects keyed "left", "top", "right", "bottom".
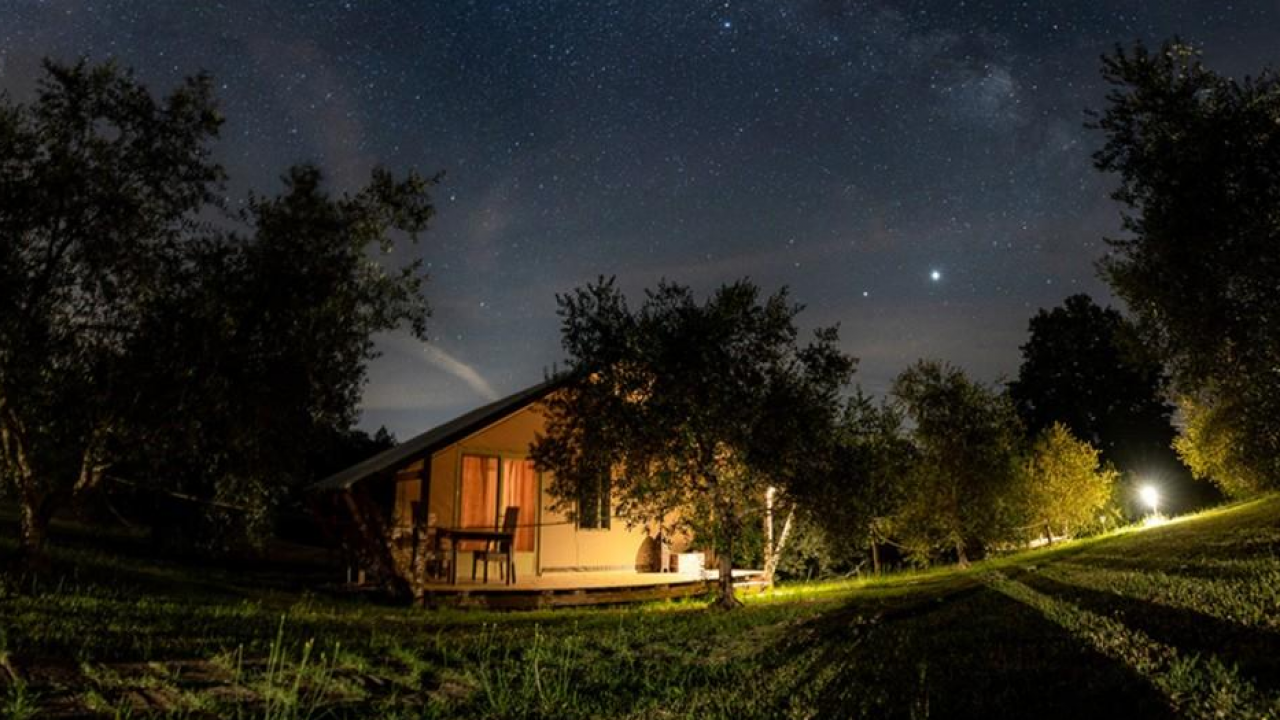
[{"left": 435, "top": 527, "right": 515, "bottom": 585}]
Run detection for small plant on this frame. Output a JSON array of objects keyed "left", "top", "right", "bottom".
[
  {"left": 2, "top": 678, "right": 40, "bottom": 720},
  {"left": 468, "top": 623, "right": 581, "bottom": 717},
  {"left": 256, "top": 617, "right": 343, "bottom": 720}
]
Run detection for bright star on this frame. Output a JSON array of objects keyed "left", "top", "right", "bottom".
[
  {"left": 721, "top": 19, "right": 732, "bottom": 29},
  {"left": 930, "top": 269, "right": 942, "bottom": 282}
]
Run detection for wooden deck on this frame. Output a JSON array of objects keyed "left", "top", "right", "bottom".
[{"left": 417, "top": 570, "right": 761, "bottom": 609}]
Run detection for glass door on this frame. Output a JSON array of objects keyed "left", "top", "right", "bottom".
[{"left": 458, "top": 454, "right": 538, "bottom": 553}]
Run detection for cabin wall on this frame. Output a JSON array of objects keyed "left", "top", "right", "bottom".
[
  {"left": 377, "top": 395, "right": 694, "bottom": 583},
  {"left": 420, "top": 402, "right": 660, "bottom": 576},
  {"left": 455, "top": 404, "right": 544, "bottom": 456},
  {"left": 429, "top": 446, "right": 456, "bottom": 527},
  {"left": 537, "top": 492, "right": 655, "bottom": 572}
]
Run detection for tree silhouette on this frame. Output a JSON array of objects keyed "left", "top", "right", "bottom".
[
  {"left": 1092, "top": 41, "right": 1280, "bottom": 493},
  {"left": 1006, "top": 294, "right": 1206, "bottom": 510},
  {"left": 531, "top": 277, "right": 854, "bottom": 608},
  {"left": 891, "top": 360, "right": 1023, "bottom": 566},
  {"left": 0, "top": 60, "right": 224, "bottom": 561},
  {"left": 0, "top": 60, "right": 437, "bottom": 561}
]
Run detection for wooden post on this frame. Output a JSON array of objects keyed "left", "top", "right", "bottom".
[
  {"left": 341, "top": 487, "right": 411, "bottom": 599},
  {"left": 765, "top": 486, "right": 775, "bottom": 560}
]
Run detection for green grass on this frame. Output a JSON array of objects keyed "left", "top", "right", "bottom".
[{"left": 2, "top": 496, "right": 1279, "bottom": 718}]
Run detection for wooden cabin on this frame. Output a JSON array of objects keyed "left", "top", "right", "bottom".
[{"left": 310, "top": 379, "right": 700, "bottom": 599}]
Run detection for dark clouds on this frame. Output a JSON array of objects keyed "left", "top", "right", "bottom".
[{"left": 4, "top": 1, "right": 1278, "bottom": 437}]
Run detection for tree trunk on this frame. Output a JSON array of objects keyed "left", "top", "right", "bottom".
[
  {"left": 955, "top": 537, "right": 970, "bottom": 568},
  {"left": 761, "top": 503, "right": 794, "bottom": 588},
  {"left": 1044, "top": 522, "right": 1054, "bottom": 547},
  {"left": 341, "top": 488, "right": 411, "bottom": 600},
  {"left": 16, "top": 494, "right": 57, "bottom": 569},
  {"left": 870, "top": 539, "right": 881, "bottom": 576},
  {"left": 715, "top": 544, "right": 740, "bottom": 609},
  {"left": 714, "top": 504, "right": 742, "bottom": 609}
]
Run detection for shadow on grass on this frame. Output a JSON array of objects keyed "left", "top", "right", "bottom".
[
  {"left": 1046, "top": 549, "right": 1280, "bottom": 580},
  {"left": 1018, "top": 572, "right": 1280, "bottom": 693},
  {"left": 750, "top": 578, "right": 1176, "bottom": 719},
  {"left": 0, "top": 506, "right": 343, "bottom": 605}
]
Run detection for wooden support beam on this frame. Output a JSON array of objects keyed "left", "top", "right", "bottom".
[{"left": 340, "top": 487, "right": 410, "bottom": 599}]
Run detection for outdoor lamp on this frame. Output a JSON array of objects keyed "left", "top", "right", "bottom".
[{"left": 1139, "top": 485, "right": 1160, "bottom": 514}]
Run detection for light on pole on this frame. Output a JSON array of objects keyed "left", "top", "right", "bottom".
[{"left": 1139, "top": 485, "right": 1160, "bottom": 516}]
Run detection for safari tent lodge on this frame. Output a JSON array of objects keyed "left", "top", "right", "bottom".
[{"left": 309, "top": 380, "right": 711, "bottom": 606}]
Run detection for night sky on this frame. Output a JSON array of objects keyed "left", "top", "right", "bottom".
[{"left": 4, "top": 2, "right": 1278, "bottom": 439}]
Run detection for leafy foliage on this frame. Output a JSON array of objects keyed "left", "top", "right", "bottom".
[
  {"left": 0, "top": 60, "right": 436, "bottom": 558},
  {"left": 531, "top": 277, "right": 855, "bottom": 606},
  {"left": 1172, "top": 395, "right": 1266, "bottom": 499},
  {"left": 1018, "top": 423, "right": 1119, "bottom": 542},
  {"left": 1008, "top": 295, "right": 1178, "bottom": 474},
  {"left": 790, "top": 391, "right": 915, "bottom": 574},
  {"left": 131, "top": 164, "right": 435, "bottom": 552},
  {"left": 0, "top": 59, "right": 224, "bottom": 557},
  {"left": 1092, "top": 41, "right": 1280, "bottom": 493},
  {"left": 890, "top": 361, "right": 1024, "bottom": 566}
]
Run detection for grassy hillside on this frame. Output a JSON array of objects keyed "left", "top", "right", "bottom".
[{"left": 1, "top": 497, "right": 1278, "bottom": 719}]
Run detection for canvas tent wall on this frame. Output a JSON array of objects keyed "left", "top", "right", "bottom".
[{"left": 309, "top": 378, "right": 675, "bottom": 590}]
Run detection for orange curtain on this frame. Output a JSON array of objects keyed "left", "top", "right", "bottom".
[
  {"left": 501, "top": 458, "right": 538, "bottom": 552},
  {"left": 460, "top": 455, "right": 499, "bottom": 527},
  {"left": 460, "top": 456, "right": 499, "bottom": 549}
]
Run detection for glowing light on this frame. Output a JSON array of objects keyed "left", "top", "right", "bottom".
[
  {"left": 1139, "top": 485, "right": 1159, "bottom": 512},
  {"left": 930, "top": 269, "right": 942, "bottom": 282}
]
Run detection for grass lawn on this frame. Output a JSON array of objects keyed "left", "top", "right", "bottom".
[{"left": 1, "top": 497, "right": 1278, "bottom": 719}]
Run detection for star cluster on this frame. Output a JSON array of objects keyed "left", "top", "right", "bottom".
[{"left": 3, "top": 1, "right": 1276, "bottom": 435}]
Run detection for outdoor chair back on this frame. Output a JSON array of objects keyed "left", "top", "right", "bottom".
[{"left": 473, "top": 505, "right": 520, "bottom": 584}]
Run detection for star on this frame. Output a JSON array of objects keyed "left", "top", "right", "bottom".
[{"left": 14, "top": 0, "right": 1270, "bottom": 441}]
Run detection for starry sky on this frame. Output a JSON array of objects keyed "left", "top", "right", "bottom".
[{"left": 4, "top": 1, "right": 1278, "bottom": 439}]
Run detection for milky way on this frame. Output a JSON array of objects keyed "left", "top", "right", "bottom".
[{"left": 3, "top": 1, "right": 1276, "bottom": 437}]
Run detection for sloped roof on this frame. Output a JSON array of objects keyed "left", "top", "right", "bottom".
[{"left": 309, "top": 376, "right": 566, "bottom": 492}]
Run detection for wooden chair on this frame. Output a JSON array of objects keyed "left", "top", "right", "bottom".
[{"left": 473, "top": 506, "right": 519, "bottom": 585}]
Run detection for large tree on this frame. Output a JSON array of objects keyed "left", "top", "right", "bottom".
[
  {"left": 129, "top": 165, "right": 435, "bottom": 552},
  {"left": 790, "top": 390, "right": 915, "bottom": 576},
  {"left": 0, "top": 60, "right": 436, "bottom": 561},
  {"left": 1092, "top": 41, "right": 1280, "bottom": 493},
  {"left": 530, "top": 278, "right": 855, "bottom": 608},
  {"left": 1007, "top": 294, "right": 1204, "bottom": 512},
  {"left": 1008, "top": 294, "right": 1172, "bottom": 468},
  {"left": 891, "top": 360, "right": 1023, "bottom": 567},
  {"left": 0, "top": 60, "right": 223, "bottom": 559}
]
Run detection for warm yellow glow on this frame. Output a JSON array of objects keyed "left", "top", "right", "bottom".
[{"left": 1139, "top": 484, "right": 1159, "bottom": 511}]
